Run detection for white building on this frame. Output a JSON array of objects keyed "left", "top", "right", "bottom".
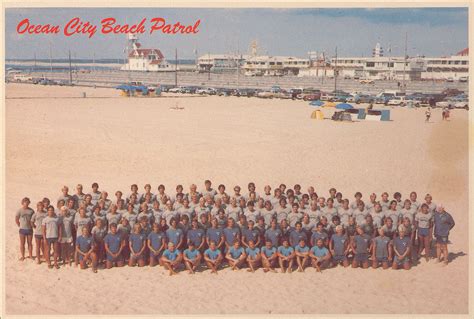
[
  {"left": 330, "top": 56, "right": 425, "bottom": 80},
  {"left": 421, "top": 49, "right": 469, "bottom": 80},
  {"left": 243, "top": 56, "right": 310, "bottom": 76},
  {"left": 121, "top": 34, "right": 173, "bottom": 72},
  {"left": 197, "top": 54, "right": 248, "bottom": 73}
]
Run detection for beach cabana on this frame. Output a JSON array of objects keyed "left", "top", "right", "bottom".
[
  {"left": 116, "top": 84, "right": 136, "bottom": 97},
  {"left": 309, "top": 100, "right": 324, "bottom": 107},
  {"left": 335, "top": 103, "right": 353, "bottom": 110},
  {"left": 310, "top": 110, "right": 324, "bottom": 120}
]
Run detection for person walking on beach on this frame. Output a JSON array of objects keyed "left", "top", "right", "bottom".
[{"left": 425, "top": 107, "right": 431, "bottom": 123}]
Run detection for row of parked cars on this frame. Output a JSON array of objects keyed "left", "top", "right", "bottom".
[{"left": 163, "top": 85, "right": 468, "bottom": 109}]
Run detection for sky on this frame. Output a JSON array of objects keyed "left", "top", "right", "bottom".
[{"left": 5, "top": 7, "right": 469, "bottom": 60}]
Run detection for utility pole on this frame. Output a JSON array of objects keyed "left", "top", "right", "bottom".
[
  {"left": 68, "top": 50, "right": 72, "bottom": 85},
  {"left": 175, "top": 48, "right": 178, "bottom": 87},
  {"left": 334, "top": 46, "right": 337, "bottom": 93},
  {"left": 402, "top": 32, "right": 407, "bottom": 93},
  {"left": 49, "top": 41, "right": 53, "bottom": 75},
  {"left": 208, "top": 52, "right": 211, "bottom": 81}
]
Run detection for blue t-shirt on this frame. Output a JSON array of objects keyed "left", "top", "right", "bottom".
[
  {"left": 184, "top": 248, "right": 200, "bottom": 260},
  {"left": 187, "top": 228, "right": 205, "bottom": 247},
  {"left": 245, "top": 247, "right": 260, "bottom": 258},
  {"left": 129, "top": 233, "right": 146, "bottom": 253},
  {"left": 289, "top": 230, "right": 307, "bottom": 247},
  {"left": 163, "top": 249, "right": 180, "bottom": 261},
  {"left": 77, "top": 235, "right": 93, "bottom": 253},
  {"left": 311, "top": 231, "right": 328, "bottom": 245},
  {"left": 265, "top": 228, "right": 282, "bottom": 247},
  {"left": 206, "top": 228, "right": 223, "bottom": 244},
  {"left": 166, "top": 228, "right": 183, "bottom": 246},
  {"left": 104, "top": 233, "right": 122, "bottom": 254},
  {"left": 261, "top": 246, "right": 276, "bottom": 258},
  {"left": 295, "top": 245, "right": 310, "bottom": 253},
  {"left": 223, "top": 227, "right": 240, "bottom": 245},
  {"left": 331, "top": 234, "right": 348, "bottom": 256},
  {"left": 277, "top": 246, "right": 294, "bottom": 257},
  {"left": 311, "top": 246, "right": 329, "bottom": 257},
  {"left": 393, "top": 236, "right": 411, "bottom": 255},
  {"left": 433, "top": 212, "right": 455, "bottom": 237},
  {"left": 242, "top": 228, "right": 259, "bottom": 242},
  {"left": 204, "top": 248, "right": 221, "bottom": 260},
  {"left": 148, "top": 231, "right": 165, "bottom": 250},
  {"left": 228, "top": 246, "right": 245, "bottom": 259}
]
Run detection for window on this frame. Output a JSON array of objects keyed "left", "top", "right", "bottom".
[
  {"left": 366, "top": 62, "right": 375, "bottom": 67},
  {"left": 388, "top": 62, "right": 394, "bottom": 68}
]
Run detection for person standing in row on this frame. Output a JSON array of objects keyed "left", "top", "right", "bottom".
[{"left": 16, "top": 197, "right": 34, "bottom": 261}]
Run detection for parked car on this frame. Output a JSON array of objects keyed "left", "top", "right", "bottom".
[
  {"left": 39, "top": 79, "right": 57, "bottom": 85},
  {"left": 435, "top": 99, "right": 456, "bottom": 108},
  {"left": 454, "top": 100, "right": 469, "bottom": 109},
  {"left": 168, "top": 87, "right": 184, "bottom": 93},
  {"left": 236, "top": 88, "right": 256, "bottom": 97},
  {"left": 216, "top": 88, "right": 234, "bottom": 96},
  {"left": 459, "top": 76, "right": 468, "bottom": 83},
  {"left": 257, "top": 91, "right": 274, "bottom": 99},
  {"left": 349, "top": 94, "right": 375, "bottom": 104},
  {"left": 387, "top": 96, "right": 408, "bottom": 106},
  {"left": 446, "top": 77, "right": 454, "bottom": 82},
  {"left": 442, "top": 88, "right": 464, "bottom": 96},
  {"left": 298, "top": 88, "right": 321, "bottom": 101},
  {"left": 359, "top": 79, "right": 375, "bottom": 84},
  {"left": 196, "top": 87, "right": 217, "bottom": 95}
]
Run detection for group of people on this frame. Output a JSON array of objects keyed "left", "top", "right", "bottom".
[{"left": 15, "top": 181, "right": 455, "bottom": 275}]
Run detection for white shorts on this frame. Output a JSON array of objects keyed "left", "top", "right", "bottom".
[{"left": 59, "top": 237, "right": 73, "bottom": 244}]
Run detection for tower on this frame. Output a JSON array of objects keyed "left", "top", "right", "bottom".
[{"left": 372, "top": 43, "right": 384, "bottom": 57}]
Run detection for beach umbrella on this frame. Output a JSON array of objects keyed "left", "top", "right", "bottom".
[
  {"left": 336, "top": 103, "right": 354, "bottom": 110},
  {"left": 309, "top": 100, "right": 324, "bottom": 107},
  {"left": 115, "top": 84, "right": 135, "bottom": 91},
  {"left": 323, "top": 101, "right": 336, "bottom": 108}
]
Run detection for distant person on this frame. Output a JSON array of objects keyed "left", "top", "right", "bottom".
[
  {"left": 160, "top": 242, "right": 183, "bottom": 276},
  {"left": 425, "top": 107, "right": 431, "bottom": 122},
  {"left": 183, "top": 242, "right": 201, "bottom": 274},
  {"left": 392, "top": 226, "right": 412, "bottom": 270},
  {"left": 76, "top": 226, "right": 98, "bottom": 273},
  {"left": 204, "top": 240, "right": 223, "bottom": 274}
]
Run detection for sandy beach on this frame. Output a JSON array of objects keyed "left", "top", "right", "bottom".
[{"left": 5, "top": 83, "right": 469, "bottom": 315}]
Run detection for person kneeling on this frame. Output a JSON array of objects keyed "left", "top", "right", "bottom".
[
  {"left": 392, "top": 225, "right": 411, "bottom": 270},
  {"left": 76, "top": 226, "right": 98, "bottom": 273},
  {"left": 129, "top": 224, "right": 146, "bottom": 267}
]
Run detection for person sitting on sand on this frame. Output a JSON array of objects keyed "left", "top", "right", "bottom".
[
  {"left": 226, "top": 240, "right": 246, "bottom": 271},
  {"left": 309, "top": 238, "right": 331, "bottom": 272},
  {"left": 76, "top": 226, "right": 98, "bottom": 273},
  {"left": 183, "top": 242, "right": 201, "bottom": 274},
  {"left": 277, "top": 238, "right": 295, "bottom": 273},
  {"left": 392, "top": 225, "right": 412, "bottom": 270},
  {"left": 294, "top": 238, "right": 310, "bottom": 272},
  {"left": 16, "top": 197, "right": 34, "bottom": 261},
  {"left": 261, "top": 240, "right": 278, "bottom": 272},
  {"left": 245, "top": 239, "right": 261, "bottom": 272},
  {"left": 204, "top": 240, "right": 223, "bottom": 274},
  {"left": 103, "top": 223, "right": 125, "bottom": 269},
  {"left": 160, "top": 242, "right": 183, "bottom": 276},
  {"left": 351, "top": 225, "right": 371, "bottom": 269}
]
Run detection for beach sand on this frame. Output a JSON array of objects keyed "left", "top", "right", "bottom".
[{"left": 5, "top": 83, "right": 469, "bottom": 314}]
